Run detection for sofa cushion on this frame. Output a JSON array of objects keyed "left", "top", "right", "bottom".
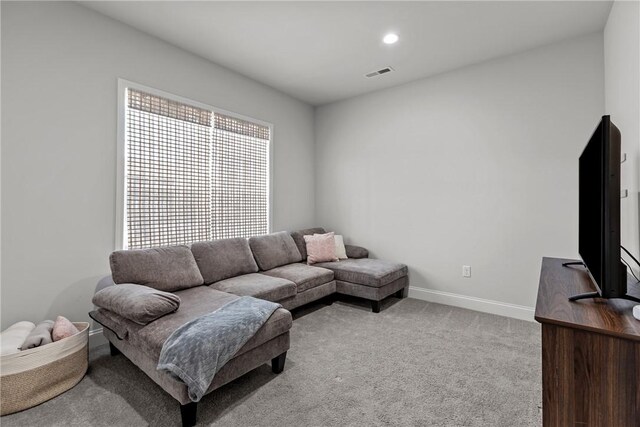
[
  {"left": 290, "top": 227, "right": 326, "bottom": 260},
  {"left": 210, "top": 273, "right": 296, "bottom": 302},
  {"left": 315, "top": 258, "right": 408, "bottom": 288},
  {"left": 191, "top": 238, "right": 259, "bottom": 284},
  {"left": 110, "top": 245, "right": 204, "bottom": 292},
  {"left": 124, "top": 286, "right": 292, "bottom": 361},
  {"left": 92, "top": 283, "right": 180, "bottom": 325},
  {"left": 262, "top": 263, "right": 334, "bottom": 293},
  {"left": 249, "top": 232, "right": 302, "bottom": 271}
]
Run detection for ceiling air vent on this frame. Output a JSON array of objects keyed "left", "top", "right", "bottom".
[{"left": 365, "top": 67, "right": 394, "bottom": 78}]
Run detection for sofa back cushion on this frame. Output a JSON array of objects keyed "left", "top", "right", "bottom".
[
  {"left": 290, "top": 227, "right": 326, "bottom": 260},
  {"left": 249, "top": 231, "right": 302, "bottom": 271},
  {"left": 191, "top": 238, "right": 259, "bottom": 284},
  {"left": 110, "top": 245, "right": 204, "bottom": 292}
]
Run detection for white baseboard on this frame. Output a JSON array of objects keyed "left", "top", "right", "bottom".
[
  {"left": 89, "top": 327, "right": 107, "bottom": 349},
  {"left": 408, "top": 286, "right": 535, "bottom": 322}
]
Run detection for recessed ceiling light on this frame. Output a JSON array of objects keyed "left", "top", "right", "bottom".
[{"left": 383, "top": 33, "right": 399, "bottom": 45}]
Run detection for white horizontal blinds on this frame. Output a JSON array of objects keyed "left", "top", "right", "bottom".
[
  {"left": 212, "top": 114, "right": 270, "bottom": 239},
  {"left": 126, "top": 89, "right": 212, "bottom": 249}
]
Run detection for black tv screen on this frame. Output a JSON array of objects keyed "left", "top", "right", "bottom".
[{"left": 578, "top": 115, "right": 625, "bottom": 298}]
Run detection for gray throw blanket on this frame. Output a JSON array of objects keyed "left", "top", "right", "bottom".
[
  {"left": 157, "top": 296, "right": 281, "bottom": 402},
  {"left": 20, "top": 320, "right": 54, "bottom": 350}
]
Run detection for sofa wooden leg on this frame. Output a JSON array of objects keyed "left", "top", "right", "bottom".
[
  {"left": 395, "top": 288, "right": 407, "bottom": 299},
  {"left": 371, "top": 300, "right": 381, "bottom": 313},
  {"left": 272, "top": 351, "right": 287, "bottom": 374},
  {"left": 180, "top": 402, "right": 197, "bottom": 427},
  {"left": 109, "top": 342, "right": 121, "bottom": 356}
]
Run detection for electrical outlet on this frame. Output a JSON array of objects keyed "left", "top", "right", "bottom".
[{"left": 462, "top": 265, "right": 471, "bottom": 278}]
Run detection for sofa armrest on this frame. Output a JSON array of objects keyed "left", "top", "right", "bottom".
[
  {"left": 92, "top": 283, "right": 180, "bottom": 326},
  {"left": 89, "top": 309, "right": 131, "bottom": 340},
  {"left": 345, "top": 244, "right": 369, "bottom": 259}
]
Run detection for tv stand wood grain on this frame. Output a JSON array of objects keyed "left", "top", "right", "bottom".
[{"left": 535, "top": 257, "right": 640, "bottom": 426}]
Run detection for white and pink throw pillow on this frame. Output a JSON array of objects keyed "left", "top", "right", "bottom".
[
  {"left": 52, "top": 316, "right": 79, "bottom": 342},
  {"left": 304, "top": 232, "right": 339, "bottom": 265},
  {"left": 334, "top": 234, "right": 348, "bottom": 259}
]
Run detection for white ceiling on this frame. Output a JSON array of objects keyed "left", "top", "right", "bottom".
[{"left": 81, "top": 1, "right": 612, "bottom": 106}]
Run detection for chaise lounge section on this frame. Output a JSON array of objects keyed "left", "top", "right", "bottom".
[
  {"left": 98, "top": 287, "right": 291, "bottom": 426},
  {"left": 92, "top": 243, "right": 292, "bottom": 427},
  {"left": 290, "top": 227, "right": 408, "bottom": 312}
]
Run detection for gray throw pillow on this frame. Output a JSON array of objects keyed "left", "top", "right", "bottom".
[
  {"left": 92, "top": 284, "right": 181, "bottom": 325},
  {"left": 110, "top": 245, "right": 204, "bottom": 292}
]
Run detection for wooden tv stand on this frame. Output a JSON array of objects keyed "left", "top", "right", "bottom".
[{"left": 535, "top": 257, "right": 640, "bottom": 426}]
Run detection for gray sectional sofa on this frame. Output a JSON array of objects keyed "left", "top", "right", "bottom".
[{"left": 91, "top": 227, "right": 408, "bottom": 426}]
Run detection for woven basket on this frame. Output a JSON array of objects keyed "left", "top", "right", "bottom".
[{"left": 0, "top": 322, "right": 89, "bottom": 416}]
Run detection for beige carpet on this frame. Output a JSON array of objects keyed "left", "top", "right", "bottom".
[{"left": 2, "top": 297, "right": 542, "bottom": 426}]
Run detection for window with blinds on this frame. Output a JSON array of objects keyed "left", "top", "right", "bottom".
[{"left": 123, "top": 87, "right": 270, "bottom": 249}]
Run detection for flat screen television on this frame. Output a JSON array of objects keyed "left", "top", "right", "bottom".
[{"left": 571, "top": 115, "right": 637, "bottom": 302}]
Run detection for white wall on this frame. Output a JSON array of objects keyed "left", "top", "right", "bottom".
[
  {"left": 0, "top": 2, "right": 315, "bottom": 329},
  {"left": 315, "top": 33, "right": 604, "bottom": 312},
  {"left": 605, "top": 0, "right": 640, "bottom": 272}
]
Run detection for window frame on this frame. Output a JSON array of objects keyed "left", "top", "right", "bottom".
[{"left": 116, "top": 78, "right": 274, "bottom": 250}]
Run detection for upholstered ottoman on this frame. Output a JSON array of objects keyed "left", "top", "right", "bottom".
[{"left": 315, "top": 259, "right": 408, "bottom": 312}]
